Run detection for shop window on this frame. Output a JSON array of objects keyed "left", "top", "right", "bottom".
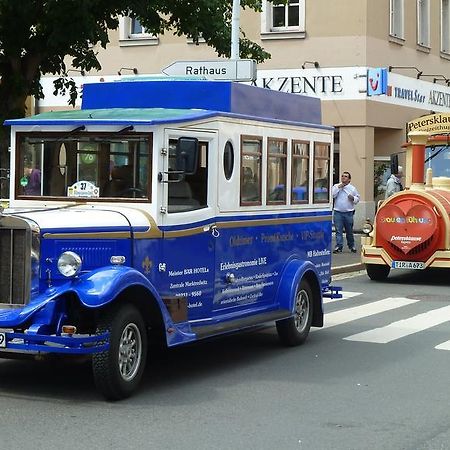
[
  {"left": 442, "top": 0, "right": 450, "bottom": 53},
  {"left": 417, "top": 0, "right": 430, "bottom": 48},
  {"left": 390, "top": 0, "right": 404, "bottom": 40},
  {"left": 119, "top": 16, "right": 159, "bottom": 47},
  {"left": 261, "top": 0, "right": 305, "bottom": 39},
  {"left": 313, "top": 143, "right": 330, "bottom": 203},
  {"left": 292, "top": 140, "right": 309, "bottom": 204},
  {"left": 267, "top": 138, "right": 287, "bottom": 204},
  {"left": 240, "top": 136, "right": 262, "bottom": 205}
]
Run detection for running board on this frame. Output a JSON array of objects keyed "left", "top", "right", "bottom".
[{"left": 191, "top": 309, "right": 291, "bottom": 339}]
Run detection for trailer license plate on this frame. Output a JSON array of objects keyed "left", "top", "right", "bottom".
[
  {"left": 0, "top": 332, "right": 5, "bottom": 348},
  {"left": 392, "top": 261, "right": 425, "bottom": 270}
]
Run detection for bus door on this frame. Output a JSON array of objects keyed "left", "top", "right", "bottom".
[{"left": 159, "top": 129, "right": 218, "bottom": 321}]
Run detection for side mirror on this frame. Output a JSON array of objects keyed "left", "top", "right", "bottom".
[
  {"left": 176, "top": 137, "right": 199, "bottom": 175},
  {"left": 390, "top": 154, "right": 399, "bottom": 176}
]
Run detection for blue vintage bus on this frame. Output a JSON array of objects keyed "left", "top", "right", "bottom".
[{"left": 0, "top": 79, "right": 338, "bottom": 399}]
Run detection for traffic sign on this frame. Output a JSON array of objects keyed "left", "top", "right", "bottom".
[{"left": 162, "top": 59, "right": 257, "bottom": 81}]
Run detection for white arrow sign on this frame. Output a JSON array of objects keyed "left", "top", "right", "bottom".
[{"left": 162, "top": 59, "right": 257, "bottom": 81}]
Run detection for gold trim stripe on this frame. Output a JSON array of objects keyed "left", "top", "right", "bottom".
[
  {"left": 43, "top": 214, "right": 331, "bottom": 240},
  {"left": 163, "top": 214, "right": 332, "bottom": 238},
  {"left": 217, "top": 214, "right": 331, "bottom": 229},
  {"left": 43, "top": 231, "right": 131, "bottom": 239}
]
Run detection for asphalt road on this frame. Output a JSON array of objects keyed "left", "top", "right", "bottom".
[{"left": 0, "top": 268, "right": 449, "bottom": 450}]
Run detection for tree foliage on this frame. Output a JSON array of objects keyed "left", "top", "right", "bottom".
[{"left": 0, "top": 0, "right": 276, "bottom": 170}]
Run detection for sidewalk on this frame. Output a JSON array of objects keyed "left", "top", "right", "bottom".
[{"left": 330, "top": 233, "right": 365, "bottom": 275}]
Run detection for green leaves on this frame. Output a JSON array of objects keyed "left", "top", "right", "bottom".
[{"left": 0, "top": 0, "right": 272, "bottom": 170}]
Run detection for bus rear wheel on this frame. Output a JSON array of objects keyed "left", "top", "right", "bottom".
[
  {"left": 92, "top": 304, "right": 147, "bottom": 401},
  {"left": 276, "top": 279, "right": 313, "bottom": 346},
  {"left": 365, "top": 264, "right": 390, "bottom": 281}
]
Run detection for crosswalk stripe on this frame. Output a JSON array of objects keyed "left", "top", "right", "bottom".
[
  {"left": 435, "top": 340, "right": 450, "bottom": 351},
  {"left": 323, "top": 291, "right": 362, "bottom": 304},
  {"left": 344, "top": 305, "right": 450, "bottom": 343},
  {"left": 317, "top": 297, "right": 419, "bottom": 331}
]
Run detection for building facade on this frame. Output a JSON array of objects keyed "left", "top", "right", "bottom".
[{"left": 38, "top": 0, "right": 450, "bottom": 227}]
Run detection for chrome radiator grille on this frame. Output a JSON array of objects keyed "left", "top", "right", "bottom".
[{"left": 0, "top": 218, "right": 32, "bottom": 306}]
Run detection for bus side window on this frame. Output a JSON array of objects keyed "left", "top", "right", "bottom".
[
  {"left": 292, "top": 140, "right": 310, "bottom": 204},
  {"left": 240, "top": 136, "right": 262, "bottom": 205},
  {"left": 313, "top": 142, "right": 331, "bottom": 203},
  {"left": 168, "top": 140, "right": 208, "bottom": 212}
]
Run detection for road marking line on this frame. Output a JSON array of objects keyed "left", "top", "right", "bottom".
[
  {"left": 435, "top": 340, "right": 450, "bottom": 351},
  {"left": 344, "top": 305, "right": 450, "bottom": 343},
  {"left": 317, "top": 297, "right": 419, "bottom": 331},
  {"left": 323, "top": 291, "right": 362, "bottom": 304}
]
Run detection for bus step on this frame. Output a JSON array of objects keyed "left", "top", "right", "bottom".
[{"left": 322, "top": 285, "right": 342, "bottom": 299}]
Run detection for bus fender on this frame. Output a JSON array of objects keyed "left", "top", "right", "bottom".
[
  {"left": 275, "top": 259, "right": 323, "bottom": 327},
  {"left": 71, "top": 265, "right": 163, "bottom": 309}
]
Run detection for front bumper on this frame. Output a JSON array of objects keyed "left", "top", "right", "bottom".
[
  {"left": 0, "top": 330, "right": 109, "bottom": 356},
  {"left": 361, "top": 236, "right": 450, "bottom": 269}
]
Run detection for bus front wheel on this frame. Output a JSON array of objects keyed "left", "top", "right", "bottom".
[
  {"left": 93, "top": 304, "right": 147, "bottom": 401},
  {"left": 365, "top": 264, "right": 390, "bottom": 281},
  {"left": 276, "top": 279, "right": 313, "bottom": 346}
]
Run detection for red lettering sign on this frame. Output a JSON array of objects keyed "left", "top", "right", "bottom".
[{"left": 377, "top": 204, "right": 437, "bottom": 254}]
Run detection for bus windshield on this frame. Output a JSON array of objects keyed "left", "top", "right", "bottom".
[
  {"left": 426, "top": 144, "right": 450, "bottom": 178},
  {"left": 16, "top": 133, "right": 152, "bottom": 200}
]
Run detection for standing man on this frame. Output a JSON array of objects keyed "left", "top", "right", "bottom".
[
  {"left": 332, "top": 171, "right": 360, "bottom": 253},
  {"left": 385, "top": 166, "right": 403, "bottom": 198}
]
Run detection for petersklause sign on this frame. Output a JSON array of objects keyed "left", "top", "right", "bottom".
[{"left": 407, "top": 113, "right": 450, "bottom": 134}]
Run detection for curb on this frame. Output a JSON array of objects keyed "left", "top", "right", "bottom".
[{"left": 331, "top": 263, "right": 365, "bottom": 275}]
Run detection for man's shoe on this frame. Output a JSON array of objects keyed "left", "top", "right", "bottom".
[
  {"left": 350, "top": 247, "right": 357, "bottom": 253},
  {"left": 333, "top": 247, "right": 342, "bottom": 254}
]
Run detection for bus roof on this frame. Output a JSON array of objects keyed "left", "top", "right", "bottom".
[{"left": 5, "top": 79, "right": 332, "bottom": 130}]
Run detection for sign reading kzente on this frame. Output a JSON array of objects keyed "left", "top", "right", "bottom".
[{"left": 162, "top": 59, "right": 257, "bottom": 81}]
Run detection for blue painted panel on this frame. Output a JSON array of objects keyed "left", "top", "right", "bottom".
[
  {"left": 81, "top": 80, "right": 323, "bottom": 125},
  {"left": 213, "top": 219, "right": 332, "bottom": 316}
]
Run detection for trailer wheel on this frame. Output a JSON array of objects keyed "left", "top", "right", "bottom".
[
  {"left": 276, "top": 279, "right": 313, "bottom": 346},
  {"left": 92, "top": 304, "right": 147, "bottom": 400},
  {"left": 365, "top": 264, "right": 390, "bottom": 281}
]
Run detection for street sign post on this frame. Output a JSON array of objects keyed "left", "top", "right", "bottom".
[{"left": 162, "top": 59, "right": 257, "bottom": 82}]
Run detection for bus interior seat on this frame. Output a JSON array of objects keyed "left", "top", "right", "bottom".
[{"left": 103, "top": 165, "right": 133, "bottom": 197}]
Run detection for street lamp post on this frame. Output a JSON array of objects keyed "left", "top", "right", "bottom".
[{"left": 231, "top": 0, "right": 240, "bottom": 59}]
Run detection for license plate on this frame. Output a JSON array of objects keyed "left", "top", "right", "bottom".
[
  {"left": 0, "top": 332, "right": 5, "bottom": 348},
  {"left": 392, "top": 261, "right": 425, "bottom": 270}
]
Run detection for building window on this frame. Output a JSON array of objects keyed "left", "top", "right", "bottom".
[
  {"left": 261, "top": 0, "right": 305, "bottom": 39},
  {"left": 291, "top": 141, "right": 309, "bottom": 204},
  {"left": 119, "top": 16, "right": 159, "bottom": 47},
  {"left": 442, "top": 0, "right": 450, "bottom": 53},
  {"left": 417, "top": 0, "right": 430, "bottom": 47},
  {"left": 313, "top": 143, "right": 330, "bottom": 204},
  {"left": 267, "top": 138, "right": 287, "bottom": 204},
  {"left": 240, "top": 136, "right": 262, "bottom": 205},
  {"left": 390, "top": 0, "right": 404, "bottom": 40}
]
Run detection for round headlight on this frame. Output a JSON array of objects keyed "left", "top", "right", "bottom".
[
  {"left": 57, "top": 251, "right": 82, "bottom": 277},
  {"left": 362, "top": 220, "right": 373, "bottom": 235}
]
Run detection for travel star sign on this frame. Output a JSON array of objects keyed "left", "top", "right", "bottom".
[{"left": 162, "top": 59, "right": 257, "bottom": 81}]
